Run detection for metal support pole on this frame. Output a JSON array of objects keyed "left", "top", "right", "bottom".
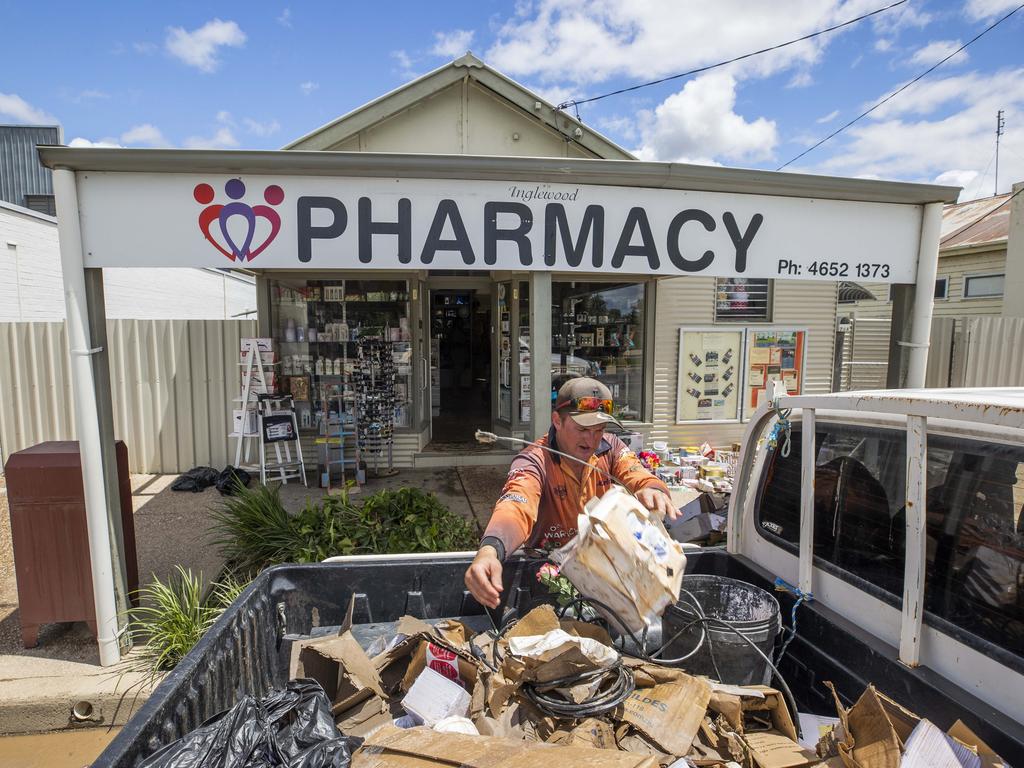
[
  {"left": 900, "top": 414, "right": 928, "bottom": 666},
  {"left": 798, "top": 407, "right": 816, "bottom": 596},
  {"left": 905, "top": 202, "right": 943, "bottom": 388},
  {"left": 52, "top": 169, "right": 123, "bottom": 667},
  {"left": 84, "top": 269, "right": 133, "bottom": 648},
  {"left": 530, "top": 272, "right": 552, "bottom": 437}
]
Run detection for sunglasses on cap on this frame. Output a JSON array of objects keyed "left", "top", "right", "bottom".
[{"left": 555, "top": 396, "right": 615, "bottom": 415}]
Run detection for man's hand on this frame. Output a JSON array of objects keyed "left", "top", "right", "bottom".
[
  {"left": 636, "top": 487, "right": 679, "bottom": 521},
  {"left": 465, "top": 545, "right": 504, "bottom": 609}
]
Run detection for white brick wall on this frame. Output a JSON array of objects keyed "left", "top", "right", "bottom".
[{"left": 0, "top": 202, "right": 256, "bottom": 320}]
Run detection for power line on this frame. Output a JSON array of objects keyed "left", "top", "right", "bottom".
[
  {"left": 777, "top": 3, "right": 1024, "bottom": 170},
  {"left": 556, "top": 0, "right": 908, "bottom": 111}
]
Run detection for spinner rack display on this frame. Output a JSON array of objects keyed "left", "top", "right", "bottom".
[{"left": 354, "top": 334, "right": 398, "bottom": 476}]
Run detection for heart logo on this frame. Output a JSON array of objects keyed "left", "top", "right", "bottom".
[{"left": 194, "top": 180, "right": 284, "bottom": 262}]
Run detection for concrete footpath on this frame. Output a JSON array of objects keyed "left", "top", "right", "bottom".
[{"left": 0, "top": 465, "right": 507, "bottom": 736}]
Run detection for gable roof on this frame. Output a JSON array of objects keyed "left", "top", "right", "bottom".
[
  {"left": 940, "top": 192, "right": 1011, "bottom": 252},
  {"left": 283, "top": 53, "right": 635, "bottom": 160}
]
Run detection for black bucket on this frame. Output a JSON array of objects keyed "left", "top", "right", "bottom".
[{"left": 660, "top": 575, "right": 781, "bottom": 685}]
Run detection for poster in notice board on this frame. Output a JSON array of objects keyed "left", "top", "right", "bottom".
[
  {"left": 676, "top": 328, "right": 744, "bottom": 423},
  {"left": 745, "top": 329, "right": 806, "bottom": 413}
]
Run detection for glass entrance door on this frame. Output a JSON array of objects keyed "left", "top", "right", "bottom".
[{"left": 427, "top": 283, "right": 492, "bottom": 446}]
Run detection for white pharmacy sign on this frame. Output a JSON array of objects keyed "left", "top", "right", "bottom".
[{"left": 76, "top": 173, "right": 922, "bottom": 282}]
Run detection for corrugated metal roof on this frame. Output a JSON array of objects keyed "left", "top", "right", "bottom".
[
  {"left": 0, "top": 125, "right": 60, "bottom": 208},
  {"left": 940, "top": 192, "right": 1011, "bottom": 251}
]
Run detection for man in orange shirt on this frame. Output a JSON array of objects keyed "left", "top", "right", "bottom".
[{"left": 465, "top": 377, "right": 679, "bottom": 609}]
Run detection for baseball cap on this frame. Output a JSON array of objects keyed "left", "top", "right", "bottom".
[{"left": 554, "top": 377, "right": 624, "bottom": 429}]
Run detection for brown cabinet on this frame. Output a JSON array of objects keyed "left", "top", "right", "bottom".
[{"left": 4, "top": 441, "right": 138, "bottom": 647}]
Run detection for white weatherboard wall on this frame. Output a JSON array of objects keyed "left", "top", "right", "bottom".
[
  {"left": 648, "top": 278, "right": 838, "bottom": 448},
  {"left": 0, "top": 319, "right": 256, "bottom": 473},
  {"left": 0, "top": 201, "right": 256, "bottom": 321}
]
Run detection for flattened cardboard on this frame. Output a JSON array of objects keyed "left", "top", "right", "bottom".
[
  {"left": 353, "top": 724, "right": 660, "bottom": 768},
  {"left": 743, "top": 731, "right": 819, "bottom": 768},
  {"left": 290, "top": 629, "right": 386, "bottom": 710},
  {"left": 336, "top": 695, "right": 398, "bottom": 739},
  {"left": 619, "top": 672, "right": 711, "bottom": 756}
]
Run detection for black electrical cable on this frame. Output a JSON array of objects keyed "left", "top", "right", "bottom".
[
  {"left": 777, "top": 2, "right": 1024, "bottom": 170},
  {"left": 557, "top": 0, "right": 907, "bottom": 111},
  {"left": 556, "top": 590, "right": 802, "bottom": 739},
  {"left": 522, "top": 661, "right": 636, "bottom": 718}
]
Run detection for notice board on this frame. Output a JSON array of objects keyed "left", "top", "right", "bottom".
[
  {"left": 744, "top": 328, "right": 806, "bottom": 414},
  {"left": 676, "top": 328, "right": 745, "bottom": 423}
]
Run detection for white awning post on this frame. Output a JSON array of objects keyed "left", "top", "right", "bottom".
[
  {"left": 530, "top": 272, "right": 552, "bottom": 438},
  {"left": 798, "top": 407, "right": 816, "bottom": 596},
  {"left": 905, "top": 202, "right": 944, "bottom": 387},
  {"left": 900, "top": 414, "right": 928, "bottom": 666},
  {"left": 52, "top": 168, "right": 123, "bottom": 667}
]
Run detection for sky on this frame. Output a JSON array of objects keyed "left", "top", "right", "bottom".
[{"left": 2, "top": 0, "right": 1023, "bottom": 201}]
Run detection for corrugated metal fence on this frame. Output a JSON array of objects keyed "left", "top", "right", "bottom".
[
  {"left": 0, "top": 319, "right": 256, "bottom": 473},
  {"left": 839, "top": 314, "right": 1024, "bottom": 390}
]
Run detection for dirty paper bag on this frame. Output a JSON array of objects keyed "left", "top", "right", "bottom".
[
  {"left": 552, "top": 486, "right": 685, "bottom": 634},
  {"left": 353, "top": 724, "right": 660, "bottom": 768}
]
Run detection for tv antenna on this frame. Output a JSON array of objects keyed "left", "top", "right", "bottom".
[{"left": 995, "top": 109, "right": 1006, "bottom": 196}]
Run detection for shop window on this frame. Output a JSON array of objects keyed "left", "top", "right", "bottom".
[
  {"left": 934, "top": 277, "right": 949, "bottom": 299},
  {"left": 551, "top": 281, "right": 645, "bottom": 422},
  {"left": 756, "top": 421, "right": 1024, "bottom": 657},
  {"left": 269, "top": 278, "right": 413, "bottom": 433},
  {"left": 964, "top": 273, "right": 1004, "bottom": 298},
  {"left": 714, "top": 278, "right": 772, "bottom": 322}
]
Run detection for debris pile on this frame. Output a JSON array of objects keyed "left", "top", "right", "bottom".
[{"left": 278, "top": 601, "right": 1009, "bottom": 768}]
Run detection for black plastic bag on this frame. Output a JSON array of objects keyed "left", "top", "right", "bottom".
[
  {"left": 216, "top": 465, "right": 252, "bottom": 496},
  {"left": 171, "top": 466, "right": 219, "bottom": 493},
  {"left": 140, "top": 679, "right": 360, "bottom": 768}
]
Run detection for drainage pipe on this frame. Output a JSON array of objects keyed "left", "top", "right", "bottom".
[{"left": 52, "top": 168, "right": 122, "bottom": 667}]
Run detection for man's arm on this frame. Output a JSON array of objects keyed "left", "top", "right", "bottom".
[{"left": 465, "top": 455, "right": 545, "bottom": 608}]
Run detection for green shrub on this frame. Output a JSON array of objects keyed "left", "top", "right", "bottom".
[
  {"left": 126, "top": 566, "right": 220, "bottom": 681},
  {"left": 125, "top": 567, "right": 252, "bottom": 681},
  {"left": 210, "top": 485, "right": 478, "bottom": 573}
]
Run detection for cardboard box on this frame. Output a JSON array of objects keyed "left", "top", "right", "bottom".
[
  {"left": 232, "top": 409, "right": 258, "bottom": 436},
  {"left": 823, "top": 682, "right": 919, "bottom": 768},
  {"left": 401, "top": 639, "right": 478, "bottom": 691},
  {"left": 352, "top": 724, "right": 660, "bottom": 768},
  {"left": 667, "top": 511, "right": 727, "bottom": 543}
]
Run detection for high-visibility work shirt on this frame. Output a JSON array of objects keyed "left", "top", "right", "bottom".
[{"left": 483, "top": 427, "right": 671, "bottom": 554}]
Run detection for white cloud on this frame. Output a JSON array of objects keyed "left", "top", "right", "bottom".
[
  {"left": 68, "top": 136, "right": 122, "bottom": 148},
  {"left": 964, "top": 0, "right": 1021, "bottom": 21},
  {"left": 874, "top": 38, "right": 893, "bottom": 52},
  {"left": 299, "top": 80, "right": 319, "bottom": 96},
  {"left": 277, "top": 8, "right": 292, "bottom": 27},
  {"left": 243, "top": 117, "right": 281, "bottom": 136},
  {"left": 165, "top": 19, "right": 246, "bottom": 72},
  {"left": 0, "top": 92, "right": 57, "bottom": 124},
  {"left": 184, "top": 127, "right": 239, "bottom": 149},
  {"left": 631, "top": 72, "right": 777, "bottom": 164},
  {"left": 120, "top": 123, "right": 169, "bottom": 146},
  {"left": 909, "top": 40, "right": 967, "bottom": 67},
  {"left": 133, "top": 41, "right": 158, "bottom": 54},
  {"left": 216, "top": 110, "right": 234, "bottom": 125},
  {"left": 485, "top": 1, "right": 861, "bottom": 87},
  {"left": 787, "top": 71, "right": 813, "bottom": 88},
  {"left": 934, "top": 169, "right": 979, "bottom": 190},
  {"left": 431, "top": 29, "right": 474, "bottom": 59},
  {"left": 816, "top": 109, "right": 840, "bottom": 124},
  {"left": 813, "top": 68, "right": 1024, "bottom": 195},
  {"left": 71, "top": 89, "right": 110, "bottom": 104}
]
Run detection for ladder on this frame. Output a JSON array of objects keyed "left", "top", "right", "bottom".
[{"left": 233, "top": 339, "right": 307, "bottom": 486}]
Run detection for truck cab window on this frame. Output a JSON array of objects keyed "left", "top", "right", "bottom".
[{"left": 757, "top": 422, "right": 1024, "bottom": 658}]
